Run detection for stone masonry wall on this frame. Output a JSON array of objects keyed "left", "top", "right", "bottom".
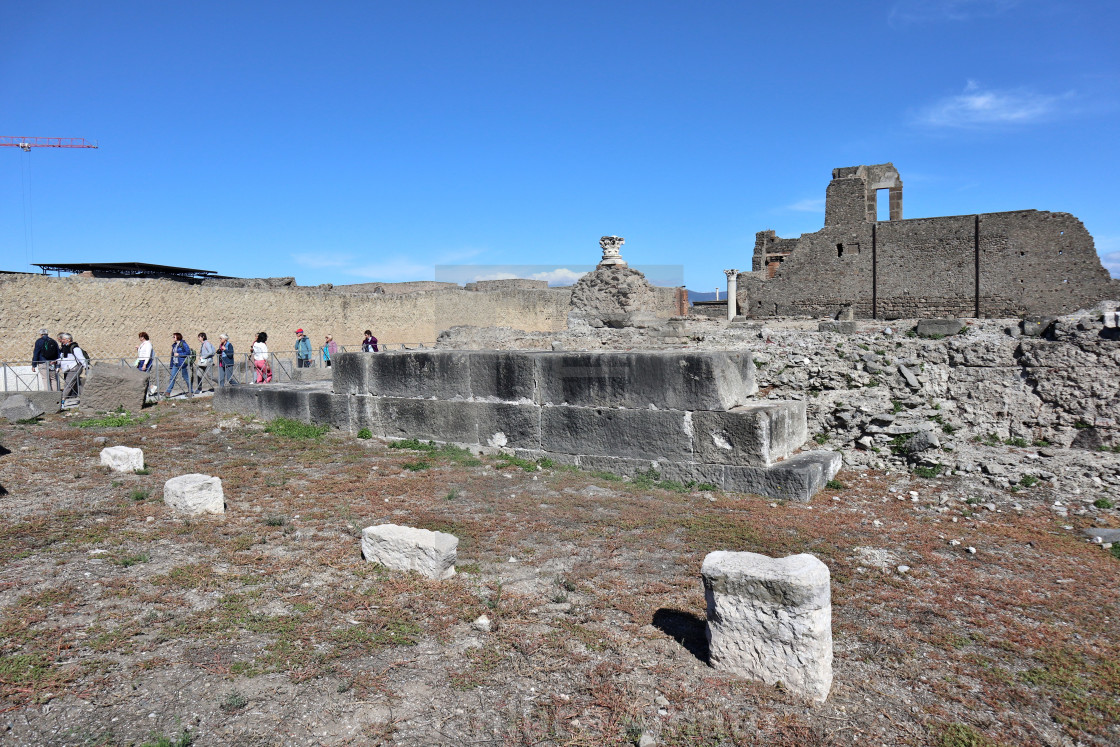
[
  {"left": 738, "top": 210, "right": 1117, "bottom": 320},
  {"left": 0, "top": 275, "right": 573, "bottom": 360}
]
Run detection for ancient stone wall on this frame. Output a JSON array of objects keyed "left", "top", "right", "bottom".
[
  {"left": 0, "top": 275, "right": 573, "bottom": 360},
  {"left": 738, "top": 211, "right": 1117, "bottom": 319}
]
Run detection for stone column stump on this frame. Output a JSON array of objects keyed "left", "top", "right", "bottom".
[
  {"left": 362, "top": 524, "right": 458, "bottom": 580},
  {"left": 701, "top": 550, "right": 832, "bottom": 702},
  {"left": 100, "top": 446, "right": 144, "bottom": 473}
]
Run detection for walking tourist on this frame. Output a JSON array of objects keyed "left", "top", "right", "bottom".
[
  {"left": 362, "top": 330, "right": 379, "bottom": 352},
  {"left": 195, "top": 332, "right": 216, "bottom": 392},
  {"left": 31, "top": 328, "right": 60, "bottom": 391},
  {"left": 57, "top": 333, "right": 88, "bottom": 400},
  {"left": 295, "top": 329, "right": 312, "bottom": 368},
  {"left": 217, "top": 334, "right": 236, "bottom": 387},
  {"left": 321, "top": 334, "right": 338, "bottom": 367},
  {"left": 253, "top": 332, "right": 272, "bottom": 383},
  {"left": 164, "top": 332, "right": 192, "bottom": 397},
  {"left": 136, "top": 332, "right": 154, "bottom": 371}
]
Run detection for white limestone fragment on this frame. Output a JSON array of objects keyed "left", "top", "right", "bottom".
[
  {"left": 361, "top": 524, "right": 458, "bottom": 580},
  {"left": 163, "top": 474, "right": 225, "bottom": 515},
  {"left": 100, "top": 446, "right": 144, "bottom": 473},
  {"left": 702, "top": 551, "right": 832, "bottom": 702}
]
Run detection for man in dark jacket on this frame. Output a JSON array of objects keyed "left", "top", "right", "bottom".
[{"left": 31, "top": 328, "right": 60, "bottom": 391}]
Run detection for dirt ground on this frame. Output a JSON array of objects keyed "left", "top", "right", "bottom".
[{"left": 0, "top": 398, "right": 1117, "bottom": 746}]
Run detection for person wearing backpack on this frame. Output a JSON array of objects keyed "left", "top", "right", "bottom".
[
  {"left": 32, "top": 328, "right": 60, "bottom": 391},
  {"left": 164, "top": 332, "right": 192, "bottom": 397},
  {"left": 195, "top": 332, "right": 216, "bottom": 393},
  {"left": 57, "top": 332, "right": 88, "bottom": 400}
]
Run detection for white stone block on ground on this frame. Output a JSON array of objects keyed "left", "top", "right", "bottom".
[
  {"left": 100, "top": 446, "right": 144, "bottom": 473},
  {"left": 361, "top": 524, "right": 458, "bottom": 580},
  {"left": 163, "top": 474, "right": 225, "bottom": 515},
  {"left": 701, "top": 550, "right": 832, "bottom": 702}
]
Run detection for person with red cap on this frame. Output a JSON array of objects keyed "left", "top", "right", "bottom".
[{"left": 295, "top": 328, "right": 312, "bottom": 368}]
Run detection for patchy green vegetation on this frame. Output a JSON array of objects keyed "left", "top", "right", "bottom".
[{"left": 265, "top": 418, "right": 329, "bottom": 440}]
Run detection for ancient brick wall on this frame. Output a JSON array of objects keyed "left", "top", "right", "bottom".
[
  {"left": 0, "top": 275, "right": 573, "bottom": 360},
  {"left": 738, "top": 210, "right": 1117, "bottom": 319}
]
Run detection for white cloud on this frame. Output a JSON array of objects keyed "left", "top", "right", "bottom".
[
  {"left": 291, "top": 252, "right": 353, "bottom": 269},
  {"left": 530, "top": 268, "right": 588, "bottom": 285},
  {"left": 889, "top": 0, "right": 1020, "bottom": 25},
  {"left": 785, "top": 198, "right": 825, "bottom": 213},
  {"left": 1096, "top": 235, "right": 1120, "bottom": 279},
  {"left": 914, "top": 80, "right": 1073, "bottom": 128}
]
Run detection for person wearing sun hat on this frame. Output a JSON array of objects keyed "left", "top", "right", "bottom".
[{"left": 295, "top": 328, "right": 312, "bottom": 368}]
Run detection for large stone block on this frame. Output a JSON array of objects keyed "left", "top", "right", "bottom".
[
  {"left": 722, "top": 450, "right": 842, "bottom": 502},
  {"left": 693, "top": 402, "right": 807, "bottom": 467},
  {"left": 380, "top": 398, "right": 478, "bottom": 444},
  {"left": 349, "top": 395, "right": 382, "bottom": 435},
  {"left": 257, "top": 386, "right": 311, "bottom": 422},
  {"left": 542, "top": 406, "right": 693, "bottom": 460},
  {"left": 702, "top": 551, "right": 832, "bottom": 702},
  {"left": 332, "top": 353, "right": 371, "bottom": 395},
  {"left": 81, "top": 365, "right": 149, "bottom": 414},
  {"left": 468, "top": 351, "right": 539, "bottom": 402},
  {"left": 1, "top": 394, "right": 45, "bottom": 422},
  {"left": 536, "top": 351, "right": 757, "bottom": 410},
  {"left": 164, "top": 474, "right": 225, "bottom": 515},
  {"left": 0, "top": 391, "right": 60, "bottom": 414},
  {"left": 369, "top": 351, "right": 472, "bottom": 399},
  {"left": 100, "top": 446, "right": 144, "bottom": 472},
  {"left": 473, "top": 401, "right": 541, "bottom": 449},
  {"left": 916, "top": 318, "right": 964, "bottom": 338},
  {"left": 361, "top": 524, "right": 458, "bottom": 580},
  {"left": 212, "top": 385, "right": 260, "bottom": 416},
  {"left": 307, "top": 391, "right": 350, "bottom": 430}
]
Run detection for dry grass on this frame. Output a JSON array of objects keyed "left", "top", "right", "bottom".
[{"left": 0, "top": 400, "right": 1117, "bottom": 745}]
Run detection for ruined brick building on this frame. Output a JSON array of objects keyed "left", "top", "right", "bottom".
[{"left": 739, "top": 163, "right": 1117, "bottom": 319}]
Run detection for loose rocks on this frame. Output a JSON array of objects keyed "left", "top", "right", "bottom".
[
  {"left": 361, "top": 524, "right": 458, "bottom": 580},
  {"left": 100, "top": 446, "right": 144, "bottom": 473},
  {"left": 702, "top": 550, "right": 832, "bottom": 702},
  {"left": 163, "top": 474, "right": 225, "bottom": 515}
]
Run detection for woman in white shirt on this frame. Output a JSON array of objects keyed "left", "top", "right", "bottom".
[
  {"left": 252, "top": 332, "right": 272, "bottom": 383},
  {"left": 136, "top": 332, "right": 154, "bottom": 371}
]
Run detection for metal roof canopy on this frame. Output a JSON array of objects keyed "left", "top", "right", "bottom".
[{"left": 34, "top": 262, "right": 221, "bottom": 279}]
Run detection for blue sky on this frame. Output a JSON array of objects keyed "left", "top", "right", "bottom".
[{"left": 2, "top": 0, "right": 1117, "bottom": 289}]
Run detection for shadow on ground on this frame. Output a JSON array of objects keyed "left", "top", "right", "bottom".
[{"left": 652, "top": 608, "right": 709, "bottom": 663}]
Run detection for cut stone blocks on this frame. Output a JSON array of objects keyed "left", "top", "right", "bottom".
[
  {"left": 81, "top": 365, "right": 149, "bottom": 414},
  {"left": 361, "top": 524, "right": 458, "bottom": 580},
  {"left": 723, "top": 451, "right": 842, "bottom": 502},
  {"left": 916, "top": 318, "right": 964, "bottom": 338},
  {"left": 693, "top": 402, "right": 807, "bottom": 467},
  {"left": 100, "top": 446, "right": 144, "bottom": 473},
  {"left": 164, "top": 474, "right": 225, "bottom": 515},
  {"left": 1, "top": 394, "right": 45, "bottom": 422},
  {"left": 212, "top": 350, "right": 842, "bottom": 501},
  {"left": 535, "top": 351, "right": 757, "bottom": 410},
  {"left": 542, "top": 406, "right": 693, "bottom": 461},
  {"left": 702, "top": 551, "right": 832, "bottom": 702},
  {"left": 370, "top": 351, "right": 472, "bottom": 399},
  {"left": 380, "top": 398, "right": 479, "bottom": 444}
]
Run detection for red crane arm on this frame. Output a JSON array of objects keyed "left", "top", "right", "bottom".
[{"left": 0, "top": 136, "right": 98, "bottom": 149}]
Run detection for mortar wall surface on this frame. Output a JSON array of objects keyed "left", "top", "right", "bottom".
[{"left": 0, "top": 275, "right": 573, "bottom": 360}]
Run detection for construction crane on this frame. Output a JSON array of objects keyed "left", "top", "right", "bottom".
[
  {"left": 1, "top": 136, "right": 98, "bottom": 151},
  {"left": 2, "top": 136, "right": 98, "bottom": 268}
]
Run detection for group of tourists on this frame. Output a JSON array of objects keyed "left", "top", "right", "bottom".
[
  {"left": 30, "top": 326, "right": 381, "bottom": 401},
  {"left": 31, "top": 329, "right": 90, "bottom": 399}
]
